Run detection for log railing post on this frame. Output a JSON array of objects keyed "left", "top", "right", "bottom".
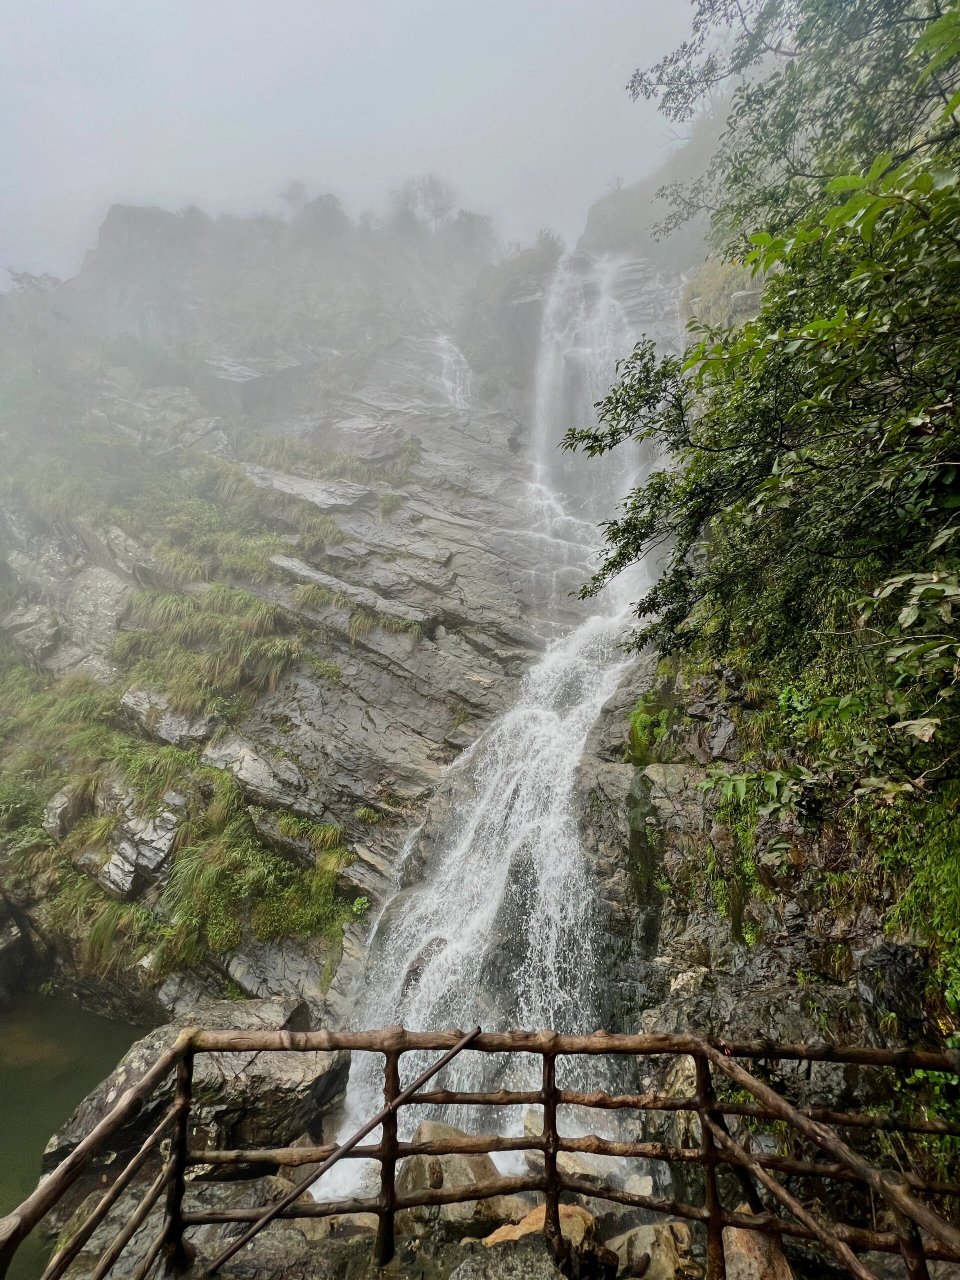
[
  {"left": 162, "top": 1050, "right": 194, "bottom": 1275},
  {"left": 894, "top": 1202, "right": 931, "bottom": 1280},
  {"left": 695, "top": 1053, "right": 727, "bottom": 1280},
  {"left": 375, "top": 1048, "right": 402, "bottom": 1267},
  {"left": 541, "top": 1044, "right": 568, "bottom": 1270}
]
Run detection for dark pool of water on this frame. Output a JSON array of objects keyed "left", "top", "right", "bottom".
[{"left": 0, "top": 990, "right": 146, "bottom": 1279}]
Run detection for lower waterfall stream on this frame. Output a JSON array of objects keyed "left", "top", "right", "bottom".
[{"left": 320, "top": 253, "right": 678, "bottom": 1197}]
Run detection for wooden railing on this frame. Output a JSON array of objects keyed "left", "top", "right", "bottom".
[{"left": 2, "top": 1028, "right": 960, "bottom": 1280}]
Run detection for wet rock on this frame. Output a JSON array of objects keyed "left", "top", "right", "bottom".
[
  {"left": 1, "top": 601, "right": 61, "bottom": 660},
  {"left": 45, "top": 998, "right": 348, "bottom": 1182},
  {"left": 60, "top": 566, "right": 131, "bottom": 656},
  {"left": 274, "top": 554, "right": 430, "bottom": 628},
  {"left": 94, "top": 802, "right": 182, "bottom": 899},
  {"left": 0, "top": 909, "right": 28, "bottom": 1005},
  {"left": 43, "top": 786, "right": 90, "bottom": 840},
  {"left": 397, "top": 1121, "right": 534, "bottom": 1238},
  {"left": 246, "top": 465, "right": 378, "bottom": 512},
  {"left": 120, "top": 687, "right": 215, "bottom": 745},
  {"left": 483, "top": 1205, "right": 595, "bottom": 1250},
  {"left": 723, "top": 1215, "right": 794, "bottom": 1279},
  {"left": 323, "top": 923, "right": 367, "bottom": 1025},
  {"left": 202, "top": 732, "right": 317, "bottom": 811},
  {"left": 452, "top": 1238, "right": 568, "bottom": 1279},
  {"left": 642, "top": 763, "right": 709, "bottom": 836},
  {"left": 707, "top": 713, "right": 737, "bottom": 761},
  {"left": 226, "top": 937, "right": 334, "bottom": 1010},
  {"left": 607, "top": 1220, "right": 698, "bottom": 1278},
  {"left": 155, "top": 969, "right": 220, "bottom": 1018},
  {"left": 857, "top": 943, "right": 930, "bottom": 1043},
  {"left": 335, "top": 842, "right": 392, "bottom": 903}
]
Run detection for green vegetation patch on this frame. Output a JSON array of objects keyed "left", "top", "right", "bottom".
[
  {"left": 116, "top": 585, "right": 301, "bottom": 717},
  {"left": 573, "top": 3, "right": 960, "bottom": 1012}
]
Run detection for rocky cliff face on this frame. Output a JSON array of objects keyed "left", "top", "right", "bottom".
[
  {"left": 0, "top": 205, "right": 568, "bottom": 1017},
  {"left": 574, "top": 655, "right": 940, "bottom": 1119},
  {"left": 0, "top": 199, "right": 931, "bottom": 1072}
]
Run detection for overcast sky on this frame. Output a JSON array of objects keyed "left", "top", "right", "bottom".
[{"left": 1, "top": 1, "right": 690, "bottom": 278}]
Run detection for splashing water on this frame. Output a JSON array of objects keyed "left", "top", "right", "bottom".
[{"left": 318, "top": 255, "right": 679, "bottom": 1196}]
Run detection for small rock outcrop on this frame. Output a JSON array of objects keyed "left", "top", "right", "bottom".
[
  {"left": 44, "top": 997, "right": 347, "bottom": 1208},
  {"left": 607, "top": 1220, "right": 698, "bottom": 1279},
  {"left": 482, "top": 1204, "right": 595, "bottom": 1250},
  {"left": 0, "top": 900, "right": 28, "bottom": 1006},
  {"left": 396, "top": 1121, "right": 534, "bottom": 1238}
]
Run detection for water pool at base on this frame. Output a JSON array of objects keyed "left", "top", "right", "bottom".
[{"left": 0, "top": 990, "right": 146, "bottom": 1280}]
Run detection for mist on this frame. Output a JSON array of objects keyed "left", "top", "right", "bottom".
[{"left": 2, "top": 0, "right": 689, "bottom": 277}]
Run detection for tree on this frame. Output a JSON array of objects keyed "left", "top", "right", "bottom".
[
  {"left": 571, "top": 0, "right": 960, "bottom": 1003},
  {"left": 631, "top": 0, "right": 960, "bottom": 247},
  {"left": 279, "top": 180, "right": 308, "bottom": 216},
  {"left": 388, "top": 174, "right": 457, "bottom": 234},
  {"left": 416, "top": 173, "right": 457, "bottom": 231},
  {"left": 297, "top": 193, "right": 350, "bottom": 241},
  {"left": 6, "top": 269, "right": 61, "bottom": 291},
  {"left": 444, "top": 209, "right": 497, "bottom": 256}
]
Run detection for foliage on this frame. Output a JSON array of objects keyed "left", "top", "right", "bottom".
[
  {"left": 46, "top": 873, "right": 160, "bottom": 978},
  {"left": 575, "top": 7, "right": 960, "bottom": 1005},
  {"left": 706, "top": 792, "right": 767, "bottom": 945},
  {"left": 303, "top": 654, "right": 343, "bottom": 683},
  {"left": 116, "top": 586, "right": 301, "bottom": 716},
  {"left": 0, "top": 640, "right": 353, "bottom": 980},
  {"left": 154, "top": 771, "right": 350, "bottom": 968},
  {"left": 630, "top": 0, "right": 960, "bottom": 248},
  {"left": 274, "top": 812, "right": 345, "bottom": 853},
  {"left": 627, "top": 694, "right": 671, "bottom": 765},
  {"left": 242, "top": 431, "right": 421, "bottom": 488},
  {"left": 353, "top": 805, "right": 383, "bottom": 825}
]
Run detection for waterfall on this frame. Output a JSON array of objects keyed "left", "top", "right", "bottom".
[
  {"left": 436, "top": 334, "right": 472, "bottom": 411},
  {"left": 319, "top": 254, "right": 677, "bottom": 1195}
]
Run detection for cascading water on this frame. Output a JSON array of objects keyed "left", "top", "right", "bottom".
[
  {"left": 319, "top": 254, "right": 679, "bottom": 1196},
  {"left": 436, "top": 334, "right": 472, "bottom": 411}
]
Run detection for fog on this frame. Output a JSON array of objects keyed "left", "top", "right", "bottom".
[{"left": 2, "top": 0, "right": 689, "bottom": 278}]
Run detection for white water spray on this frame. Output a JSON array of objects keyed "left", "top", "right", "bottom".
[{"left": 320, "top": 255, "right": 677, "bottom": 1195}]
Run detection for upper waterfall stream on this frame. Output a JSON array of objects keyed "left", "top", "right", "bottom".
[{"left": 320, "top": 254, "right": 679, "bottom": 1194}]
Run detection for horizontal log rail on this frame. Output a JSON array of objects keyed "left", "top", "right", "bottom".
[
  {"left": 187, "top": 1134, "right": 960, "bottom": 1197},
  {"left": 2, "top": 1027, "right": 959, "bottom": 1280},
  {"left": 188, "top": 1026, "right": 960, "bottom": 1070}
]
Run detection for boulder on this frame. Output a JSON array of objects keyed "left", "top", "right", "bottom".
[
  {"left": 202, "top": 732, "right": 315, "bottom": 811},
  {"left": 62, "top": 566, "right": 131, "bottom": 657},
  {"left": 44, "top": 998, "right": 348, "bottom": 1184},
  {"left": 451, "top": 1237, "right": 568, "bottom": 1279},
  {"left": 723, "top": 1212, "right": 794, "bottom": 1280},
  {"left": 483, "top": 1204, "right": 595, "bottom": 1250},
  {"left": 1, "top": 601, "right": 61, "bottom": 660},
  {"left": 120, "top": 687, "right": 215, "bottom": 746},
  {"left": 43, "top": 786, "right": 90, "bottom": 840},
  {"left": 606, "top": 1220, "right": 697, "bottom": 1279},
  {"left": 396, "top": 1121, "right": 534, "bottom": 1238}
]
